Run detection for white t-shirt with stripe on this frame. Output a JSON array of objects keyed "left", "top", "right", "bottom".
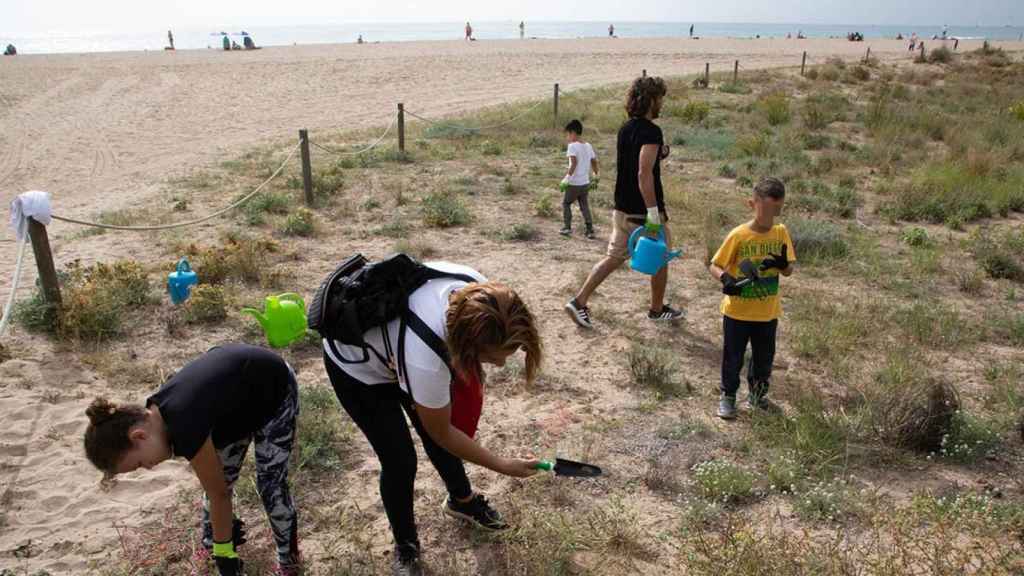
[{"left": 323, "top": 262, "right": 486, "bottom": 409}]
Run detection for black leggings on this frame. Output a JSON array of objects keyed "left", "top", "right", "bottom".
[{"left": 323, "top": 355, "right": 472, "bottom": 550}]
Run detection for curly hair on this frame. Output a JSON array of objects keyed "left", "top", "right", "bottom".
[
  {"left": 625, "top": 76, "right": 667, "bottom": 118},
  {"left": 84, "top": 397, "right": 147, "bottom": 475},
  {"left": 445, "top": 283, "right": 543, "bottom": 385}
]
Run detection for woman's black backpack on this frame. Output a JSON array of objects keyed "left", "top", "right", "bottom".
[{"left": 308, "top": 253, "right": 475, "bottom": 364}]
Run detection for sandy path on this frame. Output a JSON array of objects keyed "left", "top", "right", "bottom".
[{"left": 0, "top": 36, "right": 1017, "bottom": 574}]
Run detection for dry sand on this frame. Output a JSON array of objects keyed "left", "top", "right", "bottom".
[{"left": 0, "top": 36, "right": 1018, "bottom": 574}]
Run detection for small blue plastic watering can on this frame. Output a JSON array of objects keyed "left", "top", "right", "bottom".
[
  {"left": 167, "top": 258, "right": 198, "bottom": 304},
  {"left": 628, "top": 227, "right": 682, "bottom": 275}
]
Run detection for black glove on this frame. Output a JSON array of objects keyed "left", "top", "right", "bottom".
[
  {"left": 759, "top": 245, "right": 789, "bottom": 271},
  {"left": 232, "top": 518, "right": 247, "bottom": 548},
  {"left": 214, "top": 556, "right": 244, "bottom": 576},
  {"left": 720, "top": 273, "right": 743, "bottom": 296}
]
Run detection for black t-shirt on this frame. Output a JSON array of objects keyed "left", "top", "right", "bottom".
[
  {"left": 146, "top": 344, "right": 291, "bottom": 461},
  {"left": 614, "top": 117, "right": 665, "bottom": 216}
]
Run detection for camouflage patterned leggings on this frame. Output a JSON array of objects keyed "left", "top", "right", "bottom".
[{"left": 202, "top": 372, "right": 300, "bottom": 568}]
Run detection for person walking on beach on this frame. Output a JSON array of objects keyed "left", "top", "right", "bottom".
[
  {"left": 690, "top": 24, "right": 694, "bottom": 38},
  {"left": 167, "top": 30, "right": 174, "bottom": 50},
  {"left": 565, "top": 76, "right": 684, "bottom": 328},
  {"left": 609, "top": 24, "right": 615, "bottom": 38},
  {"left": 320, "top": 258, "right": 543, "bottom": 575},
  {"left": 465, "top": 22, "right": 473, "bottom": 41},
  {"left": 560, "top": 119, "right": 599, "bottom": 239},
  {"left": 83, "top": 344, "right": 302, "bottom": 576},
  {"left": 520, "top": 21, "right": 525, "bottom": 39}
]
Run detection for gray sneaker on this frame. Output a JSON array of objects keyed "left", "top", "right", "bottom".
[
  {"left": 717, "top": 395, "right": 738, "bottom": 420},
  {"left": 564, "top": 298, "right": 594, "bottom": 329}
]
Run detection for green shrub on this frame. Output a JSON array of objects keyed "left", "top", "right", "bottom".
[
  {"left": 792, "top": 479, "right": 854, "bottom": 522},
  {"left": 680, "top": 101, "right": 711, "bottom": 124},
  {"left": 900, "top": 227, "right": 932, "bottom": 248},
  {"left": 393, "top": 238, "right": 437, "bottom": 260},
  {"left": 819, "top": 65, "right": 841, "bottom": 82},
  {"left": 968, "top": 229, "right": 1024, "bottom": 282},
  {"left": 719, "top": 82, "right": 752, "bottom": 95},
  {"left": 422, "top": 191, "right": 471, "bottom": 227},
  {"left": 534, "top": 192, "right": 557, "bottom": 218},
  {"left": 424, "top": 122, "right": 478, "bottom": 139},
  {"left": 867, "top": 356, "right": 960, "bottom": 452},
  {"left": 13, "top": 290, "right": 58, "bottom": 333},
  {"left": 482, "top": 141, "right": 503, "bottom": 156},
  {"left": 718, "top": 163, "right": 737, "bottom": 179},
  {"left": 691, "top": 460, "right": 754, "bottom": 503},
  {"left": 882, "top": 163, "right": 996, "bottom": 227},
  {"left": 375, "top": 218, "right": 410, "bottom": 238},
  {"left": 676, "top": 128, "right": 736, "bottom": 159},
  {"left": 843, "top": 66, "right": 870, "bottom": 83},
  {"left": 897, "top": 302, "right": 977, "bottom": 349},
  {"left": 760, "top": 94, "right": 791, "bottom": 126},
  {"left": 801, "top": 132, "right": 832, "bottom": 150},
  {"left": 184, "top": 284, "right": 228, "bottom": 324},
  {"left": 736, "top": 133, "right": 770, "bottom": 157},
  {"left": 503, "top": 223, "right": 539, "bottom": 242},
  {"left": 312, "top": 167, "right": 345, "bottom": 200},
  {"left": 787, "top": 218, "right": 849, "bottom": 263},
  {"left": 627, "top": 344, "right": 684, "bottom": 399},
  {"left": 242, "top": 191, "right": 290, "bottom": 225},
  {"left": 940, "top": 411, "right": 1000, "bottom": 463},
  {"left": 281, "top": 208, "right": 316, "bottom": 237},
  {"left": 194, "top": 234, "right": 276, "bottom": 286},
  {"left": 1011, "top": 101, "right": 1024, "bottom": 122},
  {"left": 929, "top": 46, "right": 955, "bottom": 64},
  {"left": 53, "top": 261, "right": 153, "bottom": 341}
]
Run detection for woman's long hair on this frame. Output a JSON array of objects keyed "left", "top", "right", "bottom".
[{"left": 445, "top": 283, "right": 542, "bottom": 385}]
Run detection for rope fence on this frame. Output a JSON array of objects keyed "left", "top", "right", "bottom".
[{"left": 310, "top": 116, "right": 396, "bottom": 157}]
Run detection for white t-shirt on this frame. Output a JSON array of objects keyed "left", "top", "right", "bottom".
[
  {"left": 323, "top": 262, "right": 486, "bottom": 409},
  {"left": 566, "top": 141, "right": 596, "bottom": 186}
]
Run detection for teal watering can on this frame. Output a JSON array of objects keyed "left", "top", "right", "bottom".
[
  {"left": 241, "top": 293, "right": 307, "bottom": 348},
  {"left": 628, "top": 227, "right": 682, "bottom": 275},
  {"left": 167, "top": 258, "right": 198, "bottom": 305}
]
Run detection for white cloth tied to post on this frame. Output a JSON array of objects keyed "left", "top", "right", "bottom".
[
  {"left": 9, "top": 190, "right": 52, "bottom": 241},
  {"left": 1, "top": 190, "right": 52, "bottom": 338}
]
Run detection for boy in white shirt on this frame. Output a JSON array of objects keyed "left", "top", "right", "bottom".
[{"left": 560, "top": 119, "right": 599, "bottom": 239}]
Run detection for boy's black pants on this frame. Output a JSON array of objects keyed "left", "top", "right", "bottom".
[{"left": 720, "top": 315, "right": 778, "bottom": 398}]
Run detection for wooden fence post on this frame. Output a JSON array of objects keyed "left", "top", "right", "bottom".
[
  {"left": 801, "top": 51, "right": 807, "bottom": 76},
  {"left": 919, "top": 43, "right": 926, "bottom": 61},
  {"left": 865, "top": 47, "right": 871, "bottom": 63},
  {"left": 733, "top": 60, "right": 739, "bottom": 83},
  {"left": 553, "top": 83, "right": 559, "bottom": 129},
  {"left": 299, "top": 129, "right": 313, "bottom": 207},
  {"left": 397, "top": 103, "right": 405, "bottom": 153},
  {"left": 27, "top": 218, "right": 61, "bottom": 308},
  {"left": 704, "top": 62, "right": 710, "bottom": 86}
]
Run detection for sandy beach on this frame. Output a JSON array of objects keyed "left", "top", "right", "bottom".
[{"left": 0, "top": 36, "right": 1020, "bottom": 574}]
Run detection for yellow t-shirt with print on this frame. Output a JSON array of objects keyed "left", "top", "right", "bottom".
[{"left": 711, "top": 222, "right": 797, "bottom": 322}]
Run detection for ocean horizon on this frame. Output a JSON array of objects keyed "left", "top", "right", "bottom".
[{"left": 3, "top": 21, "right": 1023, "bottom": 55}]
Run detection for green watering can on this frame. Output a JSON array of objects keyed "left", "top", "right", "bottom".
[{"left": 241, "top": 293, "right": 307, "bottom": 348}]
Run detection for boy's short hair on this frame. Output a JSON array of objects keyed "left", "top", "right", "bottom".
[
  {"left": 564, "top": 119, "right": 583, "bottom": 135},
  {"left": 754, "top": 177, "right": 786, "bottom": 200}
]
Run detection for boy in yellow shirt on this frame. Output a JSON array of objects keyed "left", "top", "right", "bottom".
[{"left": 708, "top": 177, "right": 796, "bottom": 419}]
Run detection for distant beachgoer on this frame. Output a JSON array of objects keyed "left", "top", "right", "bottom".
[
  {"left": 222, "top": 34, "right": 230, "bottom": 51},
  {"left": 519, "top": 21, "right": 525, "bottom": 39},
  {"left": 897, "top": 33, "right": 904, "bottom": 40},
  {"left": 3, "top": 44, "right": 15, "bottom": 56},
  {"left": 787, "top": 33, "right": 792, "bottom": 39},
  {"left": 243, "top": 35, "right": 256, "bottom": 49},
  {"left": 942, "top": 26, "right": 948, "bottom": 39},
  {"left": 909, "top": 32, "right": 918, "bottom": 51},
  {"left": 609, "top": 24, "right": 615, "bottom": 38},
  {"left": 168, "top": 30, "right": 175, "bottom": 50},
  {"left": 465, "top": 22, "right": 473, "bottom": 41},
  {"left": 231, "top": 40, "right": 241, "bottom": 50},
  {"left": 689, "top": 24, "right": 694, "bottom": 38},
  {"left": 357, "top": 34, "right": 364, "bottom": 44},
  {"left": 797, "top": 30, "right": 805, "bottom": 39},
  {"left": 954, "top": 38, "right": 959, "bottom": 51}
]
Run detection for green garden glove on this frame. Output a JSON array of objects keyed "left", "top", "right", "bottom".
[
  {"left": 559, "top": 177, "right": 570, "bottom": 193},
  {"left": 213, "top": 541, "right": 244, "bottom": 576},
  {"left": 644, "top": 207, "right": 662, "bottom": 234},
  {"left": 588, "top": 176, "right": 600, "bottom": 191}
]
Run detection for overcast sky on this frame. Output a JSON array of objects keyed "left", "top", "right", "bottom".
[{"left": 4, "top": 0, "right": 1022, "bottom": 37}]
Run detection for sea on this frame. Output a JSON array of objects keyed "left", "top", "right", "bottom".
[{"left": 3, "top": 21, "right": 1024, "bottom": 55}]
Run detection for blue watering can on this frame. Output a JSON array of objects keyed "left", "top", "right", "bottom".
[
  {"left": 167, "top": 258, "right": 198, "bottom": 304},
  {"left": 628, "top": 227, "right": 682, "bottom": 275}
]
